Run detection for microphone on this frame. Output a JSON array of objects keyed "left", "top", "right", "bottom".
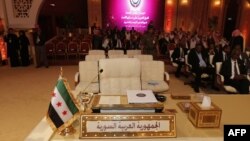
[
  {"left": 81, "top": 69, "right": 103, "bottom": 94},
  {"left": 99, "top": 69, "right": 103, "bottom": 73}
]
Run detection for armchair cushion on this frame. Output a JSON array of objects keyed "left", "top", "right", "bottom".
[
  {"left": 224, "top": 86, "right": 238, "bottom": 93},
  {"left": 142, "top": 80, "right": 169, "bottom": 92},
  {"left": 76, "top": 61, "right": 100, "bottom": 93},
  {"left": 141, "top": 61, "right": 169, "bottom": 92},
  {"left": 79, "top": 61, "right": 98, "bottom": 82},
  {"left": 99, "top": 58, "right": 141, "bottom": 95}
]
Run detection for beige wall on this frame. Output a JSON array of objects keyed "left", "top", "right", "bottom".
[
  {"left": 0, "top": 0, "right": 8, "bottom": 32},
  {"left": 88, "top": 0, "right": 102, "bottom": 28},
  {"left": 238, "top": 0, "right": 250, "bottom": 49},
  {"left": 164, "top": 0, "right": 226, "bottom": 33},
  {"left": 3, "top": 0, "right": 43, "bottom": 29}
]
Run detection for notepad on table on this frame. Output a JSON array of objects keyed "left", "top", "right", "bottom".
[{"left": 127, "top": 90, "right": 158, "bottom": 104}]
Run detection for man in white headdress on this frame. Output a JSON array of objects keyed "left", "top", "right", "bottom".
[{"left": 230, "top": 29, "right": 244, "bottom": 52}]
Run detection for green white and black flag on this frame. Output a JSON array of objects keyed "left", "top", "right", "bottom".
[{"left": 46, "top": 76, "right": 80, "bottom": 132}]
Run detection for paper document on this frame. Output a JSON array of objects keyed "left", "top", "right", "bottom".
[
  {"left": 99, "top": 96, "right": 121, "bottom": 105},
  {"left": 127, "top": 90, "right": 158, "bottom": 104}
]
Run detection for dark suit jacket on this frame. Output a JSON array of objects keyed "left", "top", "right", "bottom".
[
  {"left": 212, "top": 50, "right": 230, "bottom": 65},
  {"left": 4, "top": 33, "right": 19, "bottom": 57},
  {"left": 231, "top": 36, "right": 244, "bottom": 51},
  {"left": 220, "top": 59, "right": 247, "bottom": 84},
  {"left": 171, "top": 47, "right": 188, "bottom": 62},
  {"left": 188, "top": 48, "right": 209, "bottom": 71},
  {"left": 33, "top": 31, "right": 46, "bottom": 46}
]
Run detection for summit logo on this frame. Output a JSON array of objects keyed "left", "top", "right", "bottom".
[{"left": 130, "top": 0, "right": 141, "bottom": 7}]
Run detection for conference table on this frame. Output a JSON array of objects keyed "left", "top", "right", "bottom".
[{"left": 25, "top": 93, "right": 250, "bottom": 141}]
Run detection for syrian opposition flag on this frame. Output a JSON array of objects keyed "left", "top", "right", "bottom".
[{"left": 46, "top": 77, "right": 80, "bottom": 132}]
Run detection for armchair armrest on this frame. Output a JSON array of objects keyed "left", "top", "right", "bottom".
[
  {"left": 164, "top": 72, "right": 170, "bottom": 84},
  {"left": 74, "top": 72, "right": 80, "bottom": 86},
  {"left": 185, "top": 63, "right": 192, "bottom": 73},
  {"left": 216, "top": 74, "right": 224, "bottom": 85}
]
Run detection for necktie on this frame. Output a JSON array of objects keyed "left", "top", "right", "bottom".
[
  {"left": 224, "top": 54, "right": 227, "bottom": 61},
  {"left": 234, "top": 61, "right": 238, "bottom": 75},
  {"left": 180, "top": 48, "right": 183, "bottom": 58}
]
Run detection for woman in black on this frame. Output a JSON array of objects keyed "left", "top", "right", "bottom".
[
  {"left": 4, "top": 28, "right": 19, "bottom": 67},
  {"left": 18, "top": 30, "right": 30, "bottom": 66}
]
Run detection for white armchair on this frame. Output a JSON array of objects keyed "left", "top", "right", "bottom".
[
  {"left": 108, "top": 55, "right": 128, "bottom": 58},
  {"left": 88, "top": 50, "right": 105, "bottom": 55},
  {"left": 126, "top": 50, "right": 141, "bottom": 58},
  {"left": 75, "top": 61, "right": 100, "bottom": 93},
  {"left": 99, "top": 58, "right": 141, "bottom": 95},
  {"left": 85, "top": 54, "right": 106, "bottom": 61},
  {"left": 141, "top": 61, "right": 169, "bottom": 93},
  {"left": 108, "top": 50, "right": 124, "bottom": 56}
]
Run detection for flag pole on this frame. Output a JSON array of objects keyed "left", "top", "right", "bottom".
[
  {"left": 58, "top": 66, "right": 76, "bottom": 136},
  {"left": 60, "top": 67, "right": 63, "bottom": 77},
  {"left": 58, "top": 125, "right": 76, "bottom": 136}
]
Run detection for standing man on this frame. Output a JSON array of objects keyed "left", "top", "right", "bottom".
[
  {"left": 141, "top": 26, "right": 157, "bottom": 58},
  {"left": 33, "top": 26, "right": 48, "bottom": 68},
  {"left": 4, "top": 28, "right": 19, "bottom": 67},
  {"left": 18, "top": 30, "right": 30, "bottom": 66}
]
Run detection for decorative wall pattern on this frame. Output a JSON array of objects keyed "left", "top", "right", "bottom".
[{"left": 12, "top": 0, "right": 33, "bottom": 18}]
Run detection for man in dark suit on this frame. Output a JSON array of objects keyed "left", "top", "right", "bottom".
[
  {"left": 213, "top": 45, "right": 231, "bottom": 65},
  {"left": 188, "top": 43, "right": 214, "bottom": 92},
  {"left": 33, "top": 26, "right": 48, "bottom": 68},
  {"left": 171, "top": 42, "right": 188, "bottom": 77},
  {"left": 220, "top": 49, "right": 249, "bottom": 94}
]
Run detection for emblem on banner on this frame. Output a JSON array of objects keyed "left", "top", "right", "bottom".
[{"left": 130, "top": 0, "right": 141, "bottom": 7}]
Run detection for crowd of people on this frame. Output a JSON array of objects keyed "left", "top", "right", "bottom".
[
  {"left": 90, "top": 23, "right": 249, "bottom": 94},
  {"left": 169, "top": 28, "right": 249, "bottom": 94},
  {"left": 91, "top": 23, "right": 168, "bottom": 58},
  {"left": 1, "top": 22, "right": 249, "bottom": 94},
  {"left": 3, "top": 28, "right": 30, "bottom": 67},
  {"left": 1, "top": 26, "right": 48, "bottom": 68}
]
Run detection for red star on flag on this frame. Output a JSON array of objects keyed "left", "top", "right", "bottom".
[
  {"left": 56, "top": 102, "right": 62, "bottom": 107},
  {"left": 51, "top": 92, "right": 56, "bottom": 97},
  {"left": 62, "top": 110, "right": 67, "bottom": 116}
]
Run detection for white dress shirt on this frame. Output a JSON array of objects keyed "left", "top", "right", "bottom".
[
  {"left": 196, "top": 52, "right": 207, "bottom": 67},
  {"left": 222, "top": 51, "right": 227, "bottom": 61},
  {"left": 230, "top": 59, "right": 240, "bottom": 79}
]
